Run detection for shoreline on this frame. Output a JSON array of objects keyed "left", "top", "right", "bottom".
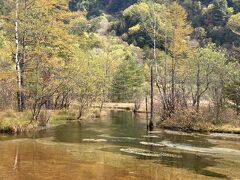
[
  {"left": 157, "top": 125, "right": 240, "bottom": 135},
  {"left": 0, "top": 107, "right": 240, "bottom": 135},
  {"left": 0, "top": 119, "right": 81, "bottom": 135}
]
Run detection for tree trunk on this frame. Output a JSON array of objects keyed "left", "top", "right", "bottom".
[
  {"left": 15, "top": 0, "right": 24, "bottom": 112},
  {"left": 149, "top": 66, "right": 154, "bottom": 131},
  {"left": 145, "top": 94, "right": 149, "bottom": 131},
  {"left": 163, "top": 31, "right": 168, "bottom": 111},
  {"left": 171, "top": 56, "right": 176, "bottom": 113},
  {"left": 100, "top": 100, "right": 104, "bottom": 113},
  {"left": 236, "top": 101, "right": 239, "bottom": 115},
  {"left": 170, "top": 26, "right": 176, "bottom": 114},
  {"left": 150, "top": 66, "right": 154, "bottom": 120},
  {"left": 196, "top": 62, "right": 200, "bottom": 112},
  {"left": 77, "top": 105, "right": 84, "bottom": 120}
]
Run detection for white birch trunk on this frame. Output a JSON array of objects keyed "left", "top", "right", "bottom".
[{"left": 15, "top": 0, "right": 23, "bottom": 111}]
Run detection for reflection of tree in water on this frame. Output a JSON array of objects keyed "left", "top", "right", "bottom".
[
  {"left": 15, "top": 110, "right": 229, "bottom": 179},
  {"left": 160, "top": 132, "right": 215, "bottom": 149},
  {"left": 13, "top": 143, "right": 19, "bottom": 171},
  {"left": 138, "top": 132, "right": 228, "bottom": 178},
  {"left": 109, "top": 111, "right": 146, "bottom": 137},
  {"left": 54, "top": 122, "right": 86, "bottom": 143},
  {"left": 101, "top": 112, "right": 229, "bottom": 179},
  {"left": 100, "top": 145, "right": 228, "bottom": 179},
  {"left": 153, "top": 152, "right": 228, "bottom": 179},
  {"left": 105, "top": 111, "right": 148, "bottom": 148}
]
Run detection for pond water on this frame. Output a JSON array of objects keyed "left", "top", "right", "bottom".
[{"left": 0, "top": 111, "right": 240, "bottom": 180}]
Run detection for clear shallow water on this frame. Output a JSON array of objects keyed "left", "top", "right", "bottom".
[{"left": 0, "top": 111, "right": 240, "bottom": 180}]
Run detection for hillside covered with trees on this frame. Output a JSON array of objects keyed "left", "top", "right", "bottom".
[{"left": 0, "top": 0, "right": 240, "bottom": 132}]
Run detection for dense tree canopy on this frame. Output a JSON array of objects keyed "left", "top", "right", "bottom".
[{"left": 0, "top": 0, "right": 239, "bottom": 123}]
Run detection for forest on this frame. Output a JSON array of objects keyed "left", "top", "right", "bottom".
[
  {"left": 1, "top": 1, "right": 240, "bottom": 180},
  {"left": 0, "top": 0, "right": 240, "bottom": 133}
]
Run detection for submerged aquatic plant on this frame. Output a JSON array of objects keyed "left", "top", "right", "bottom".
[
  {"left": 120, "top": 148, "right": 182, "bottom": 158},
  {"left": 139, "top": 141, "right": 165, "bottom": 147},
  {"left": 82, "top": 139, "right": 107, "bottom": 142}
]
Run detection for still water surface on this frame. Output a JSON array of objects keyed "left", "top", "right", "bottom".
[{"left": 0, "top": 111, "right": 240, "bottom": 180}]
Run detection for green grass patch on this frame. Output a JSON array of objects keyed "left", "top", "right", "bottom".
[{"left": 0, "top": 110, "right": 34, "bottom": 133}]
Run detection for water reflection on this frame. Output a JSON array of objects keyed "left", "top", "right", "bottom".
[
  {"left": 0, "top": 111, "right": 240, "bottom": 179},
  {"left": 154, "top": 153, "right": 228, "bottom": 179}
]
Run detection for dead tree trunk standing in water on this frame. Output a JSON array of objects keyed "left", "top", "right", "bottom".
[
  {"left": 148, "top": 0, "right": 157, "bottom": 131},
  {"left": 145, "top": 94, "right": 149, "bottom": 131},
  {"left": 149, "top": 66, "right": 154, "bottom": 131},
  {"left": 15, "top": 0, "right": 24, "bottom": 112}
]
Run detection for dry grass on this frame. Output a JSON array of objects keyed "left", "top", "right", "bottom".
[
  {"left": 157, "top": 108, "right": 240, "bottom": 134},
  {"left": 0, "top": 110, "right": 34, "bottom": 133},
  {"left": 0, "top": 109, "right": 75, "bottom": 134},
  {"left": 0, "top": 107, "right": 109, "bottom": 134}
]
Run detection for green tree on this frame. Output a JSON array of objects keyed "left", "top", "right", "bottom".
[
  {"left": 111, "top": 58, "right": 144, "bottom": 102},
  {"left": 228, "top": 13, "right": 240, "bottom": 35},
  {"left": 3, "top": 0, "right": 78, "bottom": 120},
  {"left": 204, "top": 0, "right": 228, "bottom": 26},
  {"left": 225, "top": 80, "right": 240, "bottom": 115},
  {"left": 188, "top": 44, "right": 227, "bottom": 112}
]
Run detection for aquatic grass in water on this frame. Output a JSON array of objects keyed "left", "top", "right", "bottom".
[
  {"left": 120, "top": 148, "right": 182, "bottom": 158},
  {"left": 82, "top": 139, "right": 107, "bottom": 142},
  {"left": 160, "top": 140, "right": 240, "bottom": 155},
  {"left": 98, "top": 134, "right": 138, "bottom": 140},
  {"left": 139, "top": 141, "right": 166, "bottom": 147},
  {"left": 209, "top": 133, "right": 240, "bottom": 139},
  {"left": 142, "top": 135, "right": 160, "bottom": 138}
]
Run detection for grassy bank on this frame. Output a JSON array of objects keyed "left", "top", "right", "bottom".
[
  {"left": 157, "top": 109, "right": 240, "bottom": 134},
  {"left": 0, "top": 110, "right": 70, "bottom": 134},
  {"left": 0, "top": 108, "right": 108, "bottom": 134},
  {"left": 158, "top": 123, "right": 240, "bottom": 134},
  {"left": 1, "top": 105, "right": 240, "bottom": 135},
  {"left": 0, "top": 110, "right": 35, "bottom": 134}
]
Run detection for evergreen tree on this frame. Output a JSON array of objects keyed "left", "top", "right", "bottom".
[{"left": 111, "top": 58, "right": 144, "bottom": 102}]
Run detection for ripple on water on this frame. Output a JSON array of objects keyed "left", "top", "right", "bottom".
[
  {"left": 139, "top": 141, "right": 165, "bottom": 147},
  {"left": 82, "top": 139, "right": 107, "bottom": 142},
  {"left": 209, "top": 133, "right": 240, "bottom": 139},
  {"left": 163, "top": 130, "right": 195, "bottom": 136},
  {"left": 148, "top": 130, "right": 163, "bottom": 134},
  {"left": 98, "top": 134, "right": 137, "bottom": 140},
  {"left": 160, "top": 140, "right": 240, "bottom": 156},
  {"left": 142, "top": 135, "right": 160, "bottom": 138},
  {"left": 120, "top": 148, "right": 182, "bottom": 158}
]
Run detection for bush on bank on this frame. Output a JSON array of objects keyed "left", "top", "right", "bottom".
[{"left": 157, "top": 108, "right": 240, "bottom": 133}]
